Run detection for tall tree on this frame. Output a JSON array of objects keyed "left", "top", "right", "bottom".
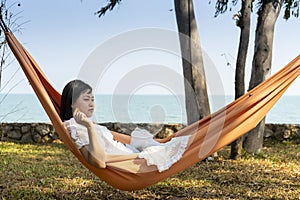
[
  {"left": 97, "top": 0, "right": 211, "bottom": 125},
  {"left": 243, "top": 0, "right": 300, "bottom": 153},
  {"left": 214, "top": 0, "right": 299, "bottom": 155},
  {"left": 231, "top": 0, "right": 253, "bottom": 159},
  {"left": 243, "top": 0, "right": 284, "bottom": 153},
  {"left": 174, "top": 0, "right": 210, "bottom": 125},
  {"left": 214, "top": 0, "right": 253, "bottom": 159}
]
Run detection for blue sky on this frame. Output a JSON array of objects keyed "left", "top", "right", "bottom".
[{"left": 1, "top": 0, "right": 300, "bottom": 96}]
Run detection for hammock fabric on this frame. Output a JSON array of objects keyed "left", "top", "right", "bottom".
[{"left": 3, "top": 31, "right": 300, "bottom": 191}]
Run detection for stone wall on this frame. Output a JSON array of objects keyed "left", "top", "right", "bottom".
[
  {"left": 0, "top": 122, "right": 299, "bottom": 144},
  {"left": 0, "top": 123, "right": 58, "bottom": 143}
]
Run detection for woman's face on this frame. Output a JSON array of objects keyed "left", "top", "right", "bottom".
[{"left": 72, "top": 89, "right": 95, "bottom": 118}]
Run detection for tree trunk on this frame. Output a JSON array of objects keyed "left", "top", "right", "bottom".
[
  {"left": 174, "top": 0, "right": 210, "bottom": 125},
  {"left": 243, "top": 0, "right": 283, "bottom": 153},
  {"left": 230, "top": 0, "right": 252, "bottom": 160}
]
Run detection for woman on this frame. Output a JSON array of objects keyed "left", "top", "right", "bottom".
[{"left": 60, "top": 79, "right": 190, "bottom": 172}]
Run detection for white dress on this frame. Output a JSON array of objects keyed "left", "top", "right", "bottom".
[{"left": 65, "top": 118, "right": 190, "bottom": 172}]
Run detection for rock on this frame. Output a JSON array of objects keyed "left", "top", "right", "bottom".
[
  {"left": 49, "top": 132, "right": 59, "bottom": 140},
  {"left": 172, "top": 124, "right": 186, "bottom": 131},
  {"left": 266, "top": 123, "right": 276, "bottom": 132},
  {"left": 42, "top": 135, "right": 52, "bottom": 143},
  {"left": 274, "top": 126, "right": 286, "bottom": 140},
  {"left": 151, "top": 127, "right": 164, "bottom": 137},
  {"left": 264, "top": 126, "right": 274, "bottom": 138},
  {"left": 1, "top": 136, "right": 8, "bottom": 141},
  {"left": 2, "top": 125, "right": 13, "bottom": 134},
  {"left": 283, "top": 130, "right": 291, "bottom": 139},
  {"left": 114, "top": 123, "right": 137, "bottom": 135},
  {"left": 142, "top": 124, "right": 163, "bottom": 137},
  {"left": 1, "top": 122, "right": 300, "bottom": 144},
  {"left": 21, "top": 125, "right": 31, "bottom": 134},
  {"left": 31, "top": 123, "right": 38, "bottom": 128},
  {"left": 35, "top": 125, "right": 49, "bottom": 136},
  {"left": 101, "top": 122, "right": 115, "bottom": 130},
  {"left": 164, "top": 128, "right": 174, "bottom": 136},
  {"left": 33, "top": 134, "right": 42, "bottom": 143},
  {"left": 7, "top": 130, "right": 22, "bottom": 140},
  {"left": 1, "top": 136, "right": 17, "bottom": 142},
  {"left": 21, "top": 133, "right": 33, "bottom": 143}
]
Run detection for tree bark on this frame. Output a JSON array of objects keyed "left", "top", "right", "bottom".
[
  {"left": 243, "top": 0, "right": 283, "bottom": 153},
  {"left": 230, "top": 0, "right": 252, "bottom": 160},
  {"left": 174, "top": 0, "right": 210, "bottom": 125}
]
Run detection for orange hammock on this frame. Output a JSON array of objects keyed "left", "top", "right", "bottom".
[{"left": 3, "top": 31, "right": 300, "bottom": 191}]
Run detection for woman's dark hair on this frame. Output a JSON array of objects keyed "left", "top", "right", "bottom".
[{"left": 60, "top": 79, "right": 92, "bottom": 121}]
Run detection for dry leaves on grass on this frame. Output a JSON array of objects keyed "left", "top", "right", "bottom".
[{"left": 0, "top": 139, "right": 299, "bottom": 199}]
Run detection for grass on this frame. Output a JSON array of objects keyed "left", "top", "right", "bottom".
[{"left": 0, "top": 139, "right": 299, "bottom": 200}]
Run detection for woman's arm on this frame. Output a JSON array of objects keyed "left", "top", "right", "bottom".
[
  {"left": 155, "top": 134, "right": 175, "bottom": 143},
  {"left": 79, "top": 146, "right": 106, "bottom": 168},
  {"left": 73, "top": 109, "right": 106, "bottom": 168},
  {"left": 110, "top": 129, "right": 175, "bottom": 144},
  {"left": 110, "top": 131, "right": 131, "bottom": 144}
]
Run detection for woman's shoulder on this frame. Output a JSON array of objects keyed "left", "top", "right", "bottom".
[
  {"left": 63, "top": 118, "right": 110, "bottom": 133},
  {"left": 63, "top": 118, "right": 87, "bottom": 131},
  {"left": 63, "top": 118, "right": 75, "bottom": 128}
]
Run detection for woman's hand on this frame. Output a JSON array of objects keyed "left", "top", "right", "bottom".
[{"left": 73, "top": 108, "right": 93, "bottom": 128}]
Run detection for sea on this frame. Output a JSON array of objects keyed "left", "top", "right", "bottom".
[{"left": 0, "top": 94, "right": 300, "bottom": 124}]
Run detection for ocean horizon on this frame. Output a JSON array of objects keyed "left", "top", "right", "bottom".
[{"left": 0, "top": 93, "right": 299, "bottom": 124}]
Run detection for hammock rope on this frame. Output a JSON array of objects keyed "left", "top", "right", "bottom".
[{"left": 2, "top": 26, "right": 300, "bottom": 190}]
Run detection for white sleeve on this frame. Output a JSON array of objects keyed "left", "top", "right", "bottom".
[{"left": 64, "top": 118, "right": 89, "bottom": 149}]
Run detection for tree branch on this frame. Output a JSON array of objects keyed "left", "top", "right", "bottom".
[{"left": 95, "top": 0, "right": 123, "bottom": 18}]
